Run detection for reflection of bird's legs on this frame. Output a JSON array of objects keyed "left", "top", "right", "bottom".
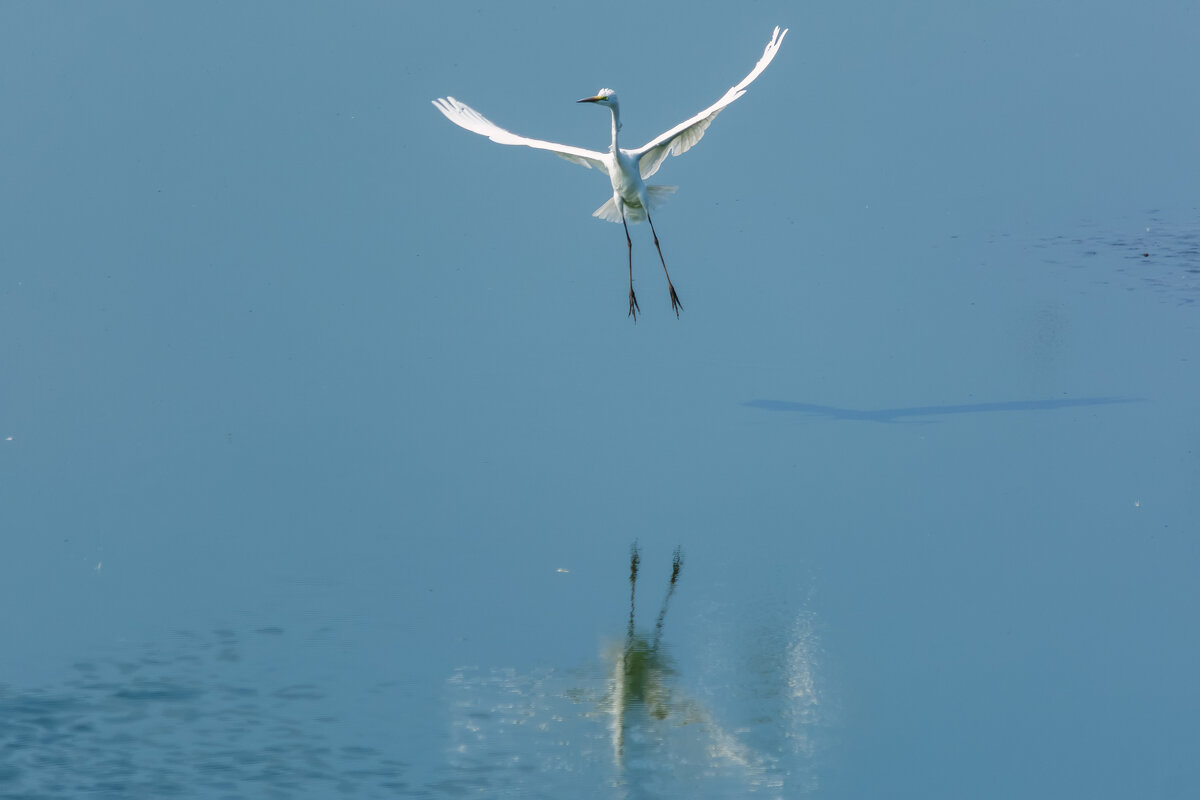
[
  {"left": 627, "top": 543, "right": 640, "bottom": 644},
  {"left": 621, "top": 214, "right": 639, "bottom": 321},
  {"left": 646, "top": 212, "right": 682, "bottom": 317},
  {"left": 652, "top": 547, "right": 683, "bottom": 650}
]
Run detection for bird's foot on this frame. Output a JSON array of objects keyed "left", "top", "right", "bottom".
[
  {"left": 668, "top": 285, "right": 683, "bottom": 318},
  {"left": 628, "top": 289, "right": 641, "bottom": 322}
]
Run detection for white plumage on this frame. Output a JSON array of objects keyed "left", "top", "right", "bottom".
[{"left": 433, "top": 26, "right": 788, "bottom": 320}]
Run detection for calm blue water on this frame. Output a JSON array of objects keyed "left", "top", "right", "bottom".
[{"left": 2, "top": 3, "right": 1198, "bottom": 798}]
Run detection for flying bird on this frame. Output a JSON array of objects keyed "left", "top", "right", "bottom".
[{"left": 433, "top": 26, "right": 788, "bottom": 320}]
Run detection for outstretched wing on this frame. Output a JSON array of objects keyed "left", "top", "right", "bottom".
[
  {"left": 432, "top": 97, "right": 610, "bottom": 174},
  {"left": 633, "top": 27, "right": 787, "bottom": 180}
]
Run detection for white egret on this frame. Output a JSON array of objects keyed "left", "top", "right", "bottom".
[{"left": 433, "top": 26, "right": 788, "bottom": 320}]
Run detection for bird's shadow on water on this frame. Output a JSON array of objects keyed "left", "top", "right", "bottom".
[{"left": 743, "top": 396, "right": 1143, "bottom": 423}]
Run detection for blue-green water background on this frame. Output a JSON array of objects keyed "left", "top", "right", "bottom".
[{"left": 2, "top": 2, "right": 1198, "bottom": 797}]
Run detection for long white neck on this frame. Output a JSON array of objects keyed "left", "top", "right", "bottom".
[{"left": 609, "top": 105, "right": 622, "bottom": 152}]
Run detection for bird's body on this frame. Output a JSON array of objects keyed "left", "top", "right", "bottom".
[
  {"left": 433, "top": 26, "right": 788, "bottom": 319},
  {"left": 609, "top": 147, "right": 646, "bottom": 219}
]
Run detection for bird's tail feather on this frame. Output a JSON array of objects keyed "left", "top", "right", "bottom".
[
  {"left": 593, "top": 185, "right": 678, "bottom": 223},
  {"left": 648, "top": 185, "right": 679, "bottom": 208}
]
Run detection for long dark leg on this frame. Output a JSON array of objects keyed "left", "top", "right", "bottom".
[
  {"left": 646, "top": 211, "right": 682, "bottom": 317},
  {"left": 651, "top": 547, "right": 683, "bottom": 651},
  {"left": 622, "top": 214, "right": 639, "bottom": 321}
]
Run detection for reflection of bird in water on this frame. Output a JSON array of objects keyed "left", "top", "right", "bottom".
[
  {"left": 606, "top": 545, "right": 771, "bottom": 791},
  {"left": 444, "top": 545, "right": 825, "bottom": 796},
  {"left": 609, "top": 543, "right": 687, "bottom": 761}
]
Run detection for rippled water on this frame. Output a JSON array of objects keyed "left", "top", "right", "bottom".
[
  {"left": 1037, "top": 212, "right": 1200, "bottom": 305},
  {"left": 0, "top": 628, "right": 408, "bottom": 798}
]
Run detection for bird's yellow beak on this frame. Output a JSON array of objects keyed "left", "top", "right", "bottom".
[{"left": 577, "top": 95, "right": 603, "bottom": 103}]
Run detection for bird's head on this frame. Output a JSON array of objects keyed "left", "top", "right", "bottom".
[
  {"left": 578, "top": 88, "right": 620, "bottom": 128},
  {"left": 577, "top": 88, "right": 618, "bottom": 107}
]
